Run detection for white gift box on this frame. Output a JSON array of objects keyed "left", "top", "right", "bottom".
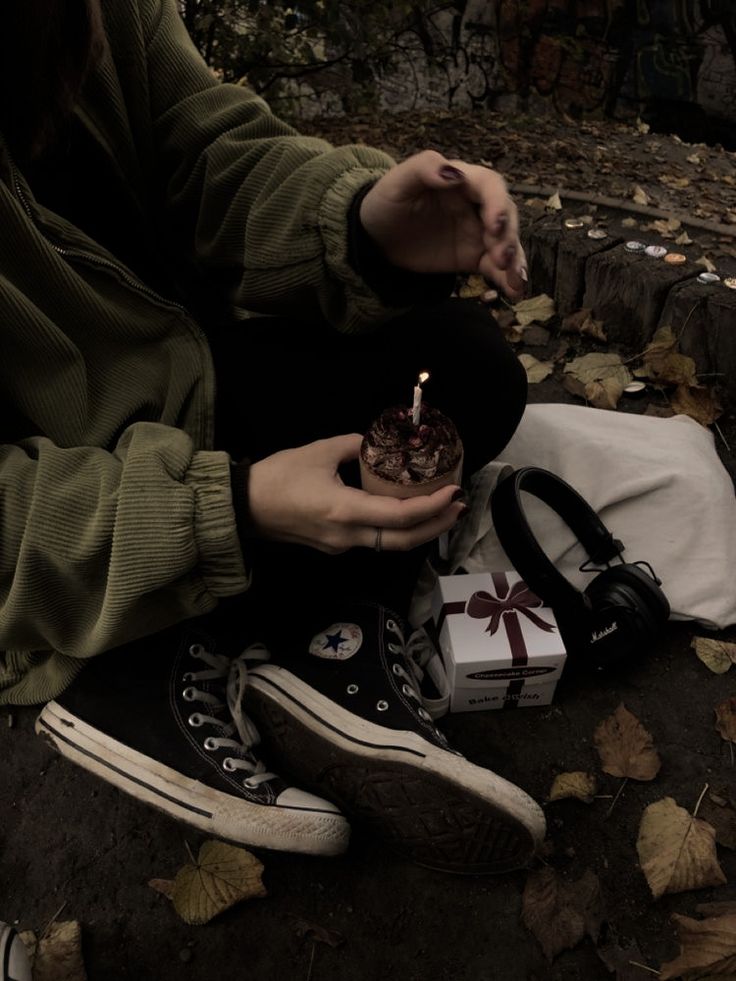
[{"left": 430, "top": 571, "right": 567, "bottom": 712}]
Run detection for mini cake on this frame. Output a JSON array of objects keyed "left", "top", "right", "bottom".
[{"left": 360, "top": 403, "right": 464, "bottom": 498}]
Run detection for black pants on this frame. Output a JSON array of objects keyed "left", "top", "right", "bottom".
[{"left": 208, "top": 298, "right": 527, "bottom": 625}]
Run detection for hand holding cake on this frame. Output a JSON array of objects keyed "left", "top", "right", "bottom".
[{"left": 360, "top": 372, "right": 464, "bottom": 499}]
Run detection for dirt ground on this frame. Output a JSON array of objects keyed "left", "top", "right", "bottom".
[{"left": 2, "top": 112, "right": 736, "bottom": 981}]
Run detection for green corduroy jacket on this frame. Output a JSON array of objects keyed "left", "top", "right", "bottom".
[{"left": 0, "top": 0, "right": 404, "bottom": 705}]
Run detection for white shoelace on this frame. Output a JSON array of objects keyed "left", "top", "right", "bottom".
[
  {"left": 184, "top": 642, "right": 274, "bottom": 788},
  {"left": 386, "top": 619, "right": 451, "bottom": 721}
]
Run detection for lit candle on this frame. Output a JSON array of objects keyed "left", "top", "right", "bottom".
[{"left": 412, "top": 371, "right": 430, "bottom": 426}]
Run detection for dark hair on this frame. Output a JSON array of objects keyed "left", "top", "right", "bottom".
[{"left": 0, "top": 0, "right": 105, "bottom": 162}]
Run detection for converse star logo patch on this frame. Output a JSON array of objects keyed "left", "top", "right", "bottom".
[{"left": 309, "top": 622, "right": 363, "bottom": 660}]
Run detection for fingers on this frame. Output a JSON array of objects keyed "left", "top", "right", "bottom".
[{"left": 335, "top": 481, "right": 464, "bottom": 529}]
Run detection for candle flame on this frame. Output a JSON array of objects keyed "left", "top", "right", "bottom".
[{"left": 418, "top": 371, "right": 430, "bottom": 386}]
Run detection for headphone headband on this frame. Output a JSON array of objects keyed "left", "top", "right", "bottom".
[{"left": 490, "top": 467, "right": 625, "bottom": 609}]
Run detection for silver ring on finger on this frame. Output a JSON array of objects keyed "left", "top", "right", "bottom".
[{"left": 374, "top": 527, "right": 383, "bottom": 552}]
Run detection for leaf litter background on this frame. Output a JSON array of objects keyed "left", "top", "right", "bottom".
[{"left": 2, "top": 111, "right": 736, "bottom": 981}]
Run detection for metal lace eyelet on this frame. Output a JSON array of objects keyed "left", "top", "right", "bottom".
[
  {"left": 182, "top": 672, "right": 194, "bottom": 682},
  {"left": 203, "top": 737, "right": 218, "bottom": 751},
  {"left": 188, "top": 713, "right": 204, "bottom": 727},
  {"left": 392, "top": 663, "right": 403, "bottom": 676},
  {"left": 388, "top": 643, "right": 400, "bottom": 653},
  {"left": 243, "top": 777, "right": 259, "bottom": 789},
  {"left": 419, "top": 708, "right": 431, "bottom": 721},
  {"left": 346, "top": 684, "right": 359, "bottom": 695},
  {"left": 222, "top": 758, "right": 236, "bottom": 772},
  {"left": 401, "top": 684, "right": 413, "bottom": 697},
  {"left": 377, "top": 700, "right": 389, "bottom": 711},
  {"left": 182, "top": 686, "right": 197, "bottom": 701},
  {"left": 386, "top": 619, "right": 397, "bottom": 632},
  {"left": 189, "top": 643, "right": 205, "bottom": 657}
]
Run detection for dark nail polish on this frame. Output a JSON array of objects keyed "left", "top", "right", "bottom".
[
  {"left": 457, "top": 504, "right": 470, "bottom": 519},
  {"left": 451, "top": 489, "right": 466, "bottom": 503},
  {"left": 520, "top": 266, "right": 529, "bottom": 283},
  {"left": 439, "top": 165, "right": 465, "bottom": 182}
]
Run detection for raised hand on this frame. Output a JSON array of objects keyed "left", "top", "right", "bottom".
[{"left": 359, "top": 150, "right": 527, "bottom": 297}]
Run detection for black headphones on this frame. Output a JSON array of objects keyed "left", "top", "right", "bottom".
[{"left": 490, "top": 466, "right": 670, "bottom": 671}]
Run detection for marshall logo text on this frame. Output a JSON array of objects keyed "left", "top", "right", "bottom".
[{"left": 591, "top": 622, "right": 618, "bottom": 644}]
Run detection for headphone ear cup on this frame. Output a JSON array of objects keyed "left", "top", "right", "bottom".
[{"left": 587, "top": 565, "right": 669, "bottom": 634}]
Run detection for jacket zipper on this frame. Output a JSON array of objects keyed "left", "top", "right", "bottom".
[{"left": 11, "top": 169, "right": 190, "bottom": 315}]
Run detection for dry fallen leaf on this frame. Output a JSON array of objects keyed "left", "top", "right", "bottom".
[
  {"left": 621, "top": 217, "right": 639, "bottom": 229},
  {"left": 675, "top": 231, "right": 693, "bottom": 246},
  {"left": 670, "top": 384, "right": 722, "bottom": 426},
  {"left": 546, "top": 191, "right": 562, "bottom": 210},
  {"left": 34, "top": 921, "right": 87, "bottom": 981},
  {"left": 697, "top": 901, "right": 736, "bottom": 917},
  {"left": 293, "top": 918, "right": 346, "bottom": 948},
  {"left": 521, "top": 867, "right": 604, "bottom": 961},
  {"left": 584, "top": 377, "right": 625, "bottom": 410},
  {"left": 659, "top": 174, "right": 691, "bottom": 189},
  {"left": 714, "top": 696, "right": 736, "bottom": 744},
  {"left": 561, "top": 308, "right": 607, "bottom": 342},
  {"left": 692, "top": 637, "right": 736, "bottom": 674},
  {"left": 596, "top": 930, "right": 653, "bottom": 981},
  {"left": 458, "top": 274, "right": 488, "bottom": 299},
  {"left": 593, "top": 703, "right": 661, "bottom": 780},
  {"left": 695, "top": 255, "right": 717, "bottom": 273},
  {"left": 564, "top": 353, "right": 632, "bottom": 391},
  {"left": 518, "top": 354, "right": 554, "bottom": 384},
  {"left": 513, "top": 293, "right": 556, "bottom": 326},
  {"left": 687, "top": 153, "right": 702, "bottom": 165},
  {"left": 637, "top": 798, "right": 726, "bottom": 900},
  {"left": 171, "top": 841, "right": 267, "bottom": 926},
  {"left": 632, "top": 184, "right": 650, "bottom": 205},
  {"left": 548, "top": 771, "right": 597, "bottom": 803},
  {"left": 18, "top": 931, "right": 37, "bottom": 968},
  {"left": 660, "top": 912, "right": 736, "bottom": 979},
  {"left": 149, "top": 878, "right": 176, "bottom": 900}
]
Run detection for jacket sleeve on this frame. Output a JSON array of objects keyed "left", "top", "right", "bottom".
[
  {"left": 139, "top": 0, "right": 413, "bottom": 331},
  {"left": 0, "top": 422, "right": 249, "bottom": 705}
]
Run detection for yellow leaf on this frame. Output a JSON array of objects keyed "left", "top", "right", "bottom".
[
  {"left": 692, "top": 637, "right": 736, "bottom": 674},
  {"left": 518, "top": 354, "right": 554, "bottom": 384},
  {"left": 172, "top": 841, "right": 267, "bottom": 926},
  {"left": 675, "top": 231, "right": 693, "bottom": 245},
  {"left": 584, "top": 377, "right": 624, "bottom": 410},
  {"left": 660, "top": 912, "right": 736, "bottom": 979},
  {"left": 34, "top": 921, "right": 87, "bottom": 981},
  {"left": 560, "top": 308, "right": 607, "bottom": 342},
  {"left": 513, "top": 293, "right": 556, "bottom": 326},
  {"left": 714, "top": 697, "right": 736, "bottom": 744},
  {"left": 632, "top": 185, "right": 650, "bottom": 205},
  {"left": 696, "top": 256, "right": 717, "bottom": 273},
  {"left": 546, "top": 191, "right": 562, "bottom": 210},
  {"left": 637, "top": 798, "right": 726, "bottom": 900},
  {"left": 564, "top": 353, "right": 632, "bottom": 390},
  {"left": 593, "top": 703, "right": 661, "bottom": 780},
  {"left": 458, "top": 274, "right": 488, "bottom": 299},
  {"left": 548, "top": 771, "right": 597, "bottom": 803},
  {"left": 670, "top": 385, "right": 722, "bottom": 427}
]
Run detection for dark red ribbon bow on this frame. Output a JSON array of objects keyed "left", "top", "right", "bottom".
[{"left": 466, "top": 581, "right": 555, "bottom": 635}]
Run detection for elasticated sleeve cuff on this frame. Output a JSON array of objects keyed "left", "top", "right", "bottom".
[
  {"left": 346, "top": 183, "right": 456, "bottom": 307},
  {"left": 184, "top": 450, "right": 251, "bottom": 596}
]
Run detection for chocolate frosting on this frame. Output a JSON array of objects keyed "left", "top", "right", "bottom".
[{"left": 360, "top": 404, "right": 462, "bottom": 484}]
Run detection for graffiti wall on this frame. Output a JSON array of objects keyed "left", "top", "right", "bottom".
[{"left": 282, "top": 0, "right": 736, "bottom": 136}]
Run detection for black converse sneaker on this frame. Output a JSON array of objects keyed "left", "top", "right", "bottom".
[
  {"left": 35, "top": 623, "right": 349, "bottom": 857},
  {"left": 244, "top": 602, "right": 546, "bottom": 874}
]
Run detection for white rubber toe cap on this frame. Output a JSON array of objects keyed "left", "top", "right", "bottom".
[{"left": 276, "top": 786, "right": 343, "bottom": 814}]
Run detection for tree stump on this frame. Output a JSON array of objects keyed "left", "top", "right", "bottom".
[
  {"left": 660, "top": 283, "right": 736, "bottom": 401},
  {"left": 555, "top": 230, "right": 623, "bottom": 316},
  {"left": 521, "top": 215, "right": 560, "bottom": 299},
  {"left": 583, "top": 247, "right": 699, "bottom": 349}
]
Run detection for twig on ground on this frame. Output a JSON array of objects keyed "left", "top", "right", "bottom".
[
  {"left": 693, "top": 782, "right": 709, "bottom": 818},
  {"left": 605, "top": 778, "right": 628, "bottom": 818},
  {"left": 628, "top": 961, "right": 661, "bottom": 976},
  {"left": 306, "top": 942, "right": 316, "bottom": 981},
  {"left": 40, "top": 901, "right": 67, "bottom": 940},
  {"left": 714, "top": 422, "right": 732, "bottom": 453}
]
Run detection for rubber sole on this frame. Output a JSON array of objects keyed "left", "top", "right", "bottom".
[
  {"left": 35, "top": 700, "right": 350, "bottom": 857},
  {"left": 246, "top": 666, "right": 546, "bottom": 874}
]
